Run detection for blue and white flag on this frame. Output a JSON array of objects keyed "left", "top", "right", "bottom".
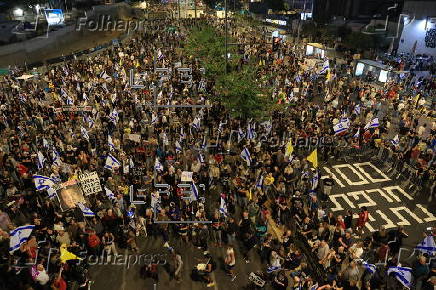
[
  {"left": 42, "top": 138, "right": 49, "bottom": 148},
  {"left": 256, "top": 174, "right": 264, "bottom": 189},
  {"left": 353, "top": 104, "right": 361, "bottom": 115},
  {"left": 84, "top": 115, "right": 94, "bottom": 129},
  {"left": 104, "top": 154, "right": 121, "bottom": 171},
  {"left": 363, "top": 262, "right": 376, "bottom": 274},
  {"left": 33, "top": 175, "right": 55, "bottom": 191},
  {"left": 104, "top": 187, "right": 116, "bottom": 201},
  {"left": 154, "top": 158, "right": 163, "bottom": 172},
  {"left": 192, "top": 117, "right": 201, "bottom": 130},
  {"left": 319, "top": 59, "right": 329, "bottom": 74},
  {"left": 100, "top": 71, "right": 111, "bottom": 82},
  {"left": 77, "top": 203, "right": 95, "bottom": 217},
  {"left": 310, "top": 283, "right": 319, "bottom": 290},
  {"left": 108, "top": 135, "right": 115, "bottom": 151},
  {"left": 247, "top": 123, "right": 255, "bottom": 140},
  {"left": 190, "top": 182, "right": 199, "bottom": 201},
  {"left": 387, "top": 266, "right": 412, "bottom": 289},
  {"left": 157, "top": 49, "right": 164, "bottom": 60},
  {"left": 364, "top": 118, "right": 379, "bottom": 130},
  {"left": 219, "top": 196, "right": 228, "bottom": 216},
  {"left": 81, "top": 126, "right": 89, "bottom": 141},
  {"left": 37, "top": 151, "right": 45, "bottom": 170},
  {"left": 240, "top": 147, "right": 252, "bottom": 166},
  {"left": 151, "top": 113, "right": 158, "bottom": 125},
  {"left": 9, "top": 225, "right": 35, "bottom": 253},
  {"left": 415, "top": 235, "right": 436, "bottom": 256},
  {"left": 353, "top": 128, "right": 360, "bottom": 138},
  {"left": 260, "top": 120, "right": 272, "bottom": 135},
  {"left": 52, "top": 149, "right": 61, "bottom": 167},
  {"left": 238, "top": 127, "right": 245, "bottom": 143},
  {"left": 66, "top": 95, "right": 74, "bottom": 105},
  {"left": 333, "top": 119, "right": 350, "bottom": 135},
  {"left": 175, "top": 140, "right": 182, "bottom": 153},
  {"left": 311, "top": 170, "right": 320, "bottom": 190},
  {"left": 109, "top": 109, "right": 118, "bottom": 124},
  {"left": 198, "top": 153, "right": 205, "bottom": 163},
  {"left": 179, "top": 127, "right": 185, "bottom": 140},
  {"left": 391, "top": 135, "right": 400, "bottom": 147},
  {"left": 19, "top": 95, "right": 26, "bottom": 103},
  {"left": 267, "top": 265, "right": 281, "bottom": 273}
]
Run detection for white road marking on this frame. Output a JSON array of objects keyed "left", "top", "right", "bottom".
[
  {"left": 333, "top": 164, "right": 370, "bottom": 186},
  {"left": 347, "top": 190, "right": 377, "bottom": 208},
  {"left": 390, "top": 206, "right": 423, "bottom": 225},
  {"left": 329, "top": 193, "right": 355, "bottom": 211},
  {"left": 353, "top": 162, "right": 391, "bottom": 183},
  {"left": 416, "top": 204, "right": 436, "bottom": 222}
]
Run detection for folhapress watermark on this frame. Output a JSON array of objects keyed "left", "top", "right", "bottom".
[{"left": 76, "top": 15, "right": 166, "bottom": 33}]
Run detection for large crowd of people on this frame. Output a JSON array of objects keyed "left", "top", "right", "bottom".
[{"left": 0, "top": 12, "right": 434, "bottom": 290}]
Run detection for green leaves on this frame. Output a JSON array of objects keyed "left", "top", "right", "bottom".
[{"left": 183, "top": 24, "right": 273, "bottom": 120}]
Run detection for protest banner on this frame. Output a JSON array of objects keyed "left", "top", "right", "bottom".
[{"left": 181, "top": 171, "right": 193, "bottom": 182}]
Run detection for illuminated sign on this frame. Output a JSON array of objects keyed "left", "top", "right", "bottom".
[
  {"left": 265, "top": 19, "right": 287, "bottom": 26},
  {"left": 44, "top": 9, "right": 65, "bottom": 26}
]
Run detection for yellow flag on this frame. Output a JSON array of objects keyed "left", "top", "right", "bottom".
[
  {"left": 326, "top": 69, "right": 331, "bottom": 82},
  {"left": 60, "top": 244, "right": 81, "bottom": 263},
  {"left": 248, "top": 189, "right": 252, "bottom": 201},
  {"left": 414, "top": 94, "right": 420, "bottom": 105},
  {"left": 285, "top": 138, "right": 294, "bottom": 157},
  {"left": 307, "top": 149, "right": 318, "bottom": 168}
]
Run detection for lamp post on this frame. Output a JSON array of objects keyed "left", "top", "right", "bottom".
[{"left": 225, "top": 0, "right": 228, "bottom": 74}]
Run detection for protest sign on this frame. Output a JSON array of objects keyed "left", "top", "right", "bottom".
[
  {"left": 57, "top": 184, "right": 86, "bottom": 211},
  {"left": 181, "top": 171, "right": 193, "bottom": 182},
  {"left": 78, "top": 172, "right": 102, "bottom": 196}
]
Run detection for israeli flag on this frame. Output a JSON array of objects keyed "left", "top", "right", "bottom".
[
  {"left": 353, "top": 104, "right": 361, "bottom": 115},
  {"left": 363, "top": 262, "right": 376, "bottom": 274},
  {"left": 129, "top": 158, "right": 134, "bottom": 169},
  {"left": 247, "top": 123, "right": 255, "bottom": 140},
  {"left": 9, "top": 225, "right": 35, "bottom": 253},
  {"left": 311, "top": 170, "right": 319, "bottom": 190},
  {"left": 42, "top": 138, "right": 49, "bottom": 148},
  {"left": 19, "top": 95, "right": 26, "bottom": 103},
  {"left": 108, "top": 135, "right": 115, "bottom": 151},
  {"left": 387, "top": 266, "right": 412, "bottom": 288},
  {"left": 415, "top": 235, "right": 436, "bottom": 256},
  {"left": 267, "top": 265, "right": 281, "bottom": 273},
  {"left": 105, "top": 154, "right": 121, "bottom": 171},
  {"left": 52, "top": 149, "right": 62, "bottom": 167},
  {"left": 104, "top": 187, "right": 116, "bottom": 201},
  {"left": 84, "top": 115, "right": 94, "bottom": 129},
  {"left": 33, "top": 175, "right": 55, "bottom": 191},
  {"left": 154, "top": 158, "right": 164, "bottom": 172},
  {"left": 240, "top": 147, "right": 252, "bottom": 166},
  {"left": 192, "top": 117, "right": 201, "bottom": 130},
  {"left": 47, "top": 187, "right": 57, "bottom": 199},
  {"left": 157, "top": 49, "right": 164, "bottom": 60},
  {"left": 151, "top": 113, "right": 158, "bottom": 125},
  {"left": 109, "top": 109, "right": 119, "bottom": 124},
  {"left": 238, "top": 127, "right": 245, "bottom": 143},
  {"left": 219, "top": 196, "right": 228, "bottom": 216},
  {"left": 260, "top": 120, "right": 272, "bottom": 135},
  {"left": 256, "top": 174, "right": 264, "bottom": 189},
  {"left": 391, "top": 135, "right": 400, "bottom": 147},
  {"left": 190, "top": 182, "right": 199, "bottom": 201},
  {"left": 333, "top": 119, "right": 350, "bottom": 135},
  {"left": 100, "top": 71, "right": 111, "bottom": 82},
  {"left": 364, "top": 118, "right": 379, "bottom": 130},
  {"left": 81, "top": 126, "right": 89, "bottom": 141},
  {"left": 319, "top": 59, "right": 329, "bottom": 74},
  {"left": 175, "top": 140, "right": 182, "bottom": 153},
  {"left": 198, "top": 153, "right": 205, "bottom": 163},
  {"left": 353, "top": 128, "right": 360, "bottom": 138},
  {"left": 77, "top": 203, "right": 95, "bottom": 217},
  {"left": 37, "top": 151, "right": 45, "bottom": 170},
  {"left": 180, "top": 127, "right": 185, "bottom": 140},
  {"left": 310, "top": 283, "right": 319, "bottom": 290},
  {"left": 66, "top": 95, "right": 74, "bottom": 105}
]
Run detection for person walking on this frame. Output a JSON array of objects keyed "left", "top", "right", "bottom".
[{"left": 224, "top": 245, "right": 236, "bottom": 281}]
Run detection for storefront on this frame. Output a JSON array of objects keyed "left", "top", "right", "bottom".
[
  {"left": 354, "top": 59, "right": 392, "bottom": 83},
  {"left": 305, "top": 43, "right": 327, "bottom": 59}
]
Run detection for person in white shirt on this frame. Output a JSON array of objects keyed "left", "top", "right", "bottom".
[{"left": 35, "top": 264, "right": 50, "bottom": 285}]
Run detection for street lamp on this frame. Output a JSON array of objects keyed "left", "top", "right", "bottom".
[{"left": 13, "top": 8, "right": 24, "bottom": 17}]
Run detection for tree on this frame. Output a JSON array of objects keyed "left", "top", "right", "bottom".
[{"left": 183, "top": 24, "right": 273, "bottom": 120}]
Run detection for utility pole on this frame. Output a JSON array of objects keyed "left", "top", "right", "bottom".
[
  {"left": 225, "top": 0, "right": 228, "bottom": 74},
  {"left": 194, "top": 0, "right": 197, "bottom": 19}
]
